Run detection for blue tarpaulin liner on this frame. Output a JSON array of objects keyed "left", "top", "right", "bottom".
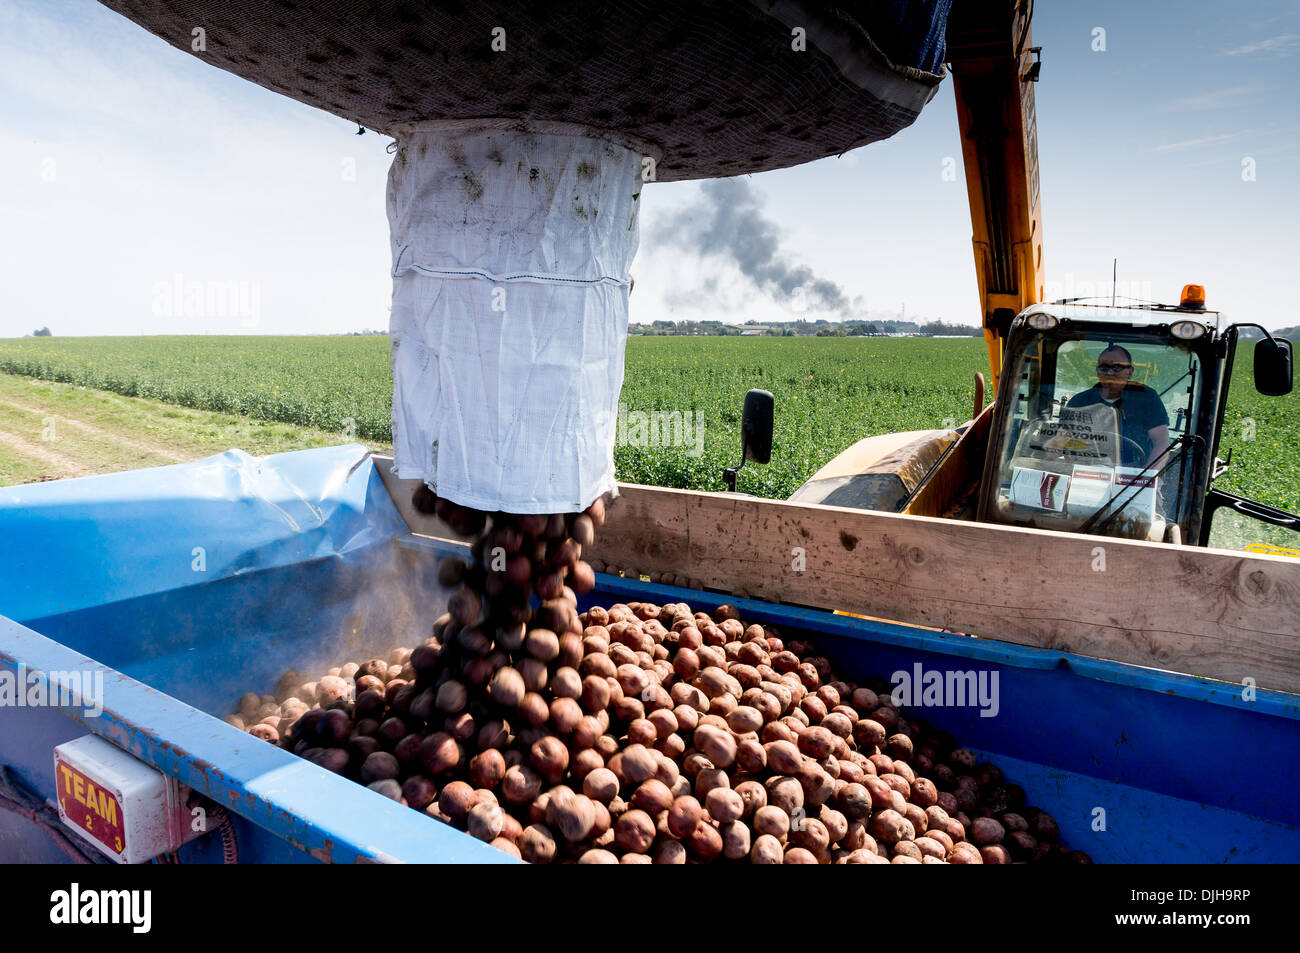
[{"left": 0, "top": 445, "right": 405, "bottom": 624}]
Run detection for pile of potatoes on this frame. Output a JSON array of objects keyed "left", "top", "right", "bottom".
[{"left": 228, "top": 491, "right": 1090, "bottom": 864}]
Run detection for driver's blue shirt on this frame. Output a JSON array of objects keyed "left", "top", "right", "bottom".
[{"left": 1065, "top": 384, "right": 1169, "bottom": 465}]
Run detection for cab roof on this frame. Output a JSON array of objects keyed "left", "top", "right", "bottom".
[{"left": 1023, "top": 300, "right": 1221, "bottom": 333}]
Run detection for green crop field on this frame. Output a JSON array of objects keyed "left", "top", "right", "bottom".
[{"left": 0, "top": 334, "right": 1295, "bottom": 511}]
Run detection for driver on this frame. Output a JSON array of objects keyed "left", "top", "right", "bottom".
[{"left": 1065, "top": 345, "right": 1170, "bottom": 467}]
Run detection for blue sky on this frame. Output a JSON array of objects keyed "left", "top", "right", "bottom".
[{"left": 1, "top": 0, "right": 1297, "bottom": 336}]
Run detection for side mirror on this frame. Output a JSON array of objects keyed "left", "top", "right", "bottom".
[
  {"left": 1255, "top": 338, "right": 1293, "bottom": 396},
  {"left": 723, "top": 389, "right": 774, "bottom": 491},
  {"left": 741, "top": 389, "right": 774, "bottom": 464}
]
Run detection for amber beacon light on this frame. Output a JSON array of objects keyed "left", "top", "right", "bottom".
[{"left": 1180, "top": 284, "right": 1206, "bottom": 310}]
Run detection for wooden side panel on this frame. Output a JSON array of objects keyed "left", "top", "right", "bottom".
[
  {"left": 372, "top": 453, "right": 471, "bottom": 544},
  {"left": 589, "top": 483, "right": 1300, "bottom": 695}
]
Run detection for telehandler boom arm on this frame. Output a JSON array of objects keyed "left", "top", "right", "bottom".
[{"left": 947, "top": 0, "right": 1045, "bottom": 392}]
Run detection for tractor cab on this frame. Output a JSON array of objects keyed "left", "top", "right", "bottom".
[
  {"left": 978, "top": 292, "right": 1295, "bottom": 548},
  {"left": 724, "top": 287, "right": 1296, "bottom": 552}
]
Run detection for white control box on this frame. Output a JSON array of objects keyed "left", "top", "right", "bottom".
[{"left": 53, "top": 735, "right": 194, "bottom": 864}]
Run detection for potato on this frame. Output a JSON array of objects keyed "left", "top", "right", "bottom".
[
  {"left": 418, "top": 732, "right": 460, "bottom": 776},
  {"left": 567, "top": 768, "right": 611, "bottom": 804},
  {"left": 694, "top": 766, "right": 730, "bottom": 799},
  {"left": 693, "top": 725, "right": 737, "bottom": 768},
  {"left": 800, "top": 695, "right": 828, "bottom": 723},
  {"left": 910, "top": 776, "right": 939, "bottom": 808},
  {"left": 667, "top": 795, "right": 704, "bottom": 838},
  {"left": 734, "top": 738, "right": 767, "bottom": 774},
  {"left": 820, "top": 807, "right": 848, "bottom": 844},
  {"left": 902, "top": 803, "right": 928, "bottom": 836},
  {"left": 947, "top": 842, "right": 984, "bottom": 864},
  {"left": 616, "top": 743, "right": 655, "bottom": 785},
  {"left": 789, "top": 818, "right": 830, "bottom": 854},
  {"left": 401, "top": 776, "right": 438, "bottom": 811},
  {"left": 720, "top": 706, "right": 760, "bottom": 735},
  {"left": 797, "top": 762, "right": 835, "bottom": 808},
  {"left": 468, "top": 749, "right": 506, "bottom": 789},
  {"left": 528, "top": 736, "right": 569, "bottom": 783},
  {"left": 1030, "top": 812, "right": 1060, "bottom": 842},
  {"left": 891, "top": 840, "right": 923, "bottom": 861},
  {"left": 367, "top": 779, "right": 402, "bottom": 800},
  {"left": 580, "top": 675, "right": 612, "bottom": 713},
  {"left": 721, "top": 820, "right": 752, "bottom": 859},
  {"left": 613, "top": 809, "right": 657, "bottom": 853},
  {"left": 248, "top": 723, "right": 279, "bottom": 744},
  {"left": 784, "top": 847, "right": 819, "bottom": 864},
  {"left": 684, "top": 820, "right": 724, "bottom": 860},
  {"left": 694, "top": 667, "right": 741, "bottom": 700},
  {"left": 837, "top": 782, "right": 873, "bottom": 819},
  {"left": 943, "top": 817, "right": 966, "bottom": 843},
  {"left": 869, "top": 809, "right": 915, "bottom": 844},
  {"left": 631, "top": 779, "right": 674, "bottom": 815},
  {"left": 438, "top": 781, "right": 476, "bottom": 823},
  {"left": 547, "top": 789, "right": 597, "bottom": 842},
  {"left": 861, "top": 776, "right": 894, "bottom": 810},
  {"left": 885, "top": 733, "right": 914, "bottom": 760},
  {"left": 489, "top": 667, "right": 525, "bottom": 708},
  {"left": 316, "top": 676, "right": 351, "bottom": 706},
  {"left": 705, "top": 787, "right": 745, "bottom": 824},
  {"left": 545, "top": 696, "right": 580, "bottom": 735},
  {"left": 751, "top": 833, "right": 785, "bottom": 864},
  {"left": 970, "top": 816, "right": 1005, "bottom": 845},
  {"left": 653, "top": 753, "right": 680, "bottom": 788},
  {"left": 1006, "top": 830, "right": 1038, "bottom": 860},
  {"left": 753, "top": 806, "right": 790, "bottom": 840},
  {"left": 435, "top": 680, "right": 468, "bottom": 714},
  {"left": 764, "top": 740, "right": 803, "bottom": 775},
  {"left": 514, "top": 821, "right": 556, "bottom": 868},
  {"left": 467, "top": 800, "right": 504, "bottom": 842},
  {"left": 879, "top": 773, "right": 911, "bottom": 800},
  {"left": 1001, "top": 812, "right": 1029, "bottom": 833},
  {"left": 625, "top": 718, "right": 656, "bottom": 747},
  {"left": 569, "top": 747, "right": 604, "bottom": 781},
  {"left": 517, "top": 692, "right": 550, "bottom": 728},
  {"left": 644, "top": 707, "right": 677, "bottom": 739},
  {"left": 766, "top": 776, "right": 804, "bottom": 815}
]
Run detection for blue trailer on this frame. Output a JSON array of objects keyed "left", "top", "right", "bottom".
[{"left": 1, "top": 445, "right": 1296, "bottom": 863}]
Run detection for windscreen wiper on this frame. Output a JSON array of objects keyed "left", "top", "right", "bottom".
[{"left": 1078, "top": 435, "right": 1202, "bottom": 535}]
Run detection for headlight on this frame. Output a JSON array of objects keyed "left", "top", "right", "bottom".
[
  {"left": 1170, "top": 320, "right": 1207, "bottom": 341},
  {"left": 1027, "top": 312, "right": 1059, "bottom": 330}
]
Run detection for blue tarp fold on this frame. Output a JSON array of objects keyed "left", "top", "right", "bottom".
[{"left": 0, "top": 445, "right": 405, "bottom": 623}]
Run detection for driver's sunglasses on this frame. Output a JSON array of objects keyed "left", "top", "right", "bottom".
[{"left": 1097, "top": 362, "right": 1132, "bottom": 373}]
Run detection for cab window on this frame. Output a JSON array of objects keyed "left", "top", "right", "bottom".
[{"left": 988, "top": 333, "right": 1203, "bottom": 540}]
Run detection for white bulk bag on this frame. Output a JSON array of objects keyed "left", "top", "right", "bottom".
[{"left": 387, "top": 121, "right": 648, "bottom": 514}]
